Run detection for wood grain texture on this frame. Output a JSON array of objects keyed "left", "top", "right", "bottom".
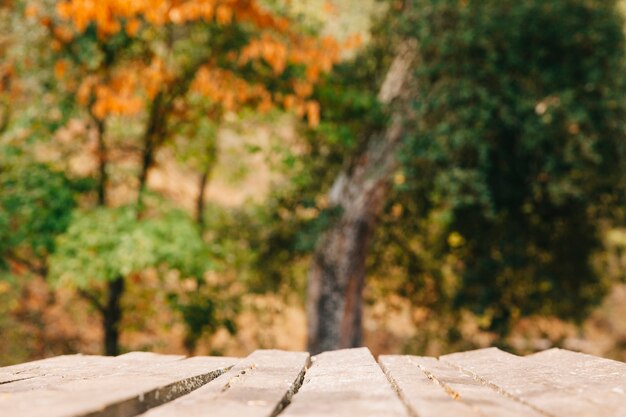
[
  {"left": 0, "top": 355, "right": 117, "bottom": 393},
  {"left": 280, "top": 348, "right": 409, "bottom": 417},
  {"left": 2, "top": 348, "right": 624, "bottom": 417},
  {"left": 379, "top": 355, "right": 480, "bottom": 417},
  {"left": 442, "top": 347, "right": 626, "bottom": 417},
  {"left": 0, "top": 353, "right": 235, "bottom": 417},
  {"left": 139, "top": 349, "right": 309, "bottom": 417},
  {"left": 527, "top": 348, "right": 626, "bottom": 389},
  {"left": 381, "top": 355, "right": 545, "bottom": 417}
]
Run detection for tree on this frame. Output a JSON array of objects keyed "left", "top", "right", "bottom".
[
  {"left": 307, "top": 0, "right": 626, "bottom": 352},
  {"left": 28, "top": 0, "right": 341, "bottom": 355},
  {"left": 403, "top": 0, "right": 626, "bottom": 336},
  {"left": 48, "top": 205, "right": 210, "bottom": 355},
  {"left": 307, "top": 4, "right": 418, "bottom": 352}
]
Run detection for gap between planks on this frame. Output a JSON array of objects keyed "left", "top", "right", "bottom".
[
  {"left": 141, "top": 348, "right": 409, "bottom": 417},
  {"left": 2, "top": 348, "right": 624, "bottom": 417},
  {"left": 138, "top": 350, "right": 310, "bottom": 417},
  {"left": 379, "top": 353, "right": 548, "bottom": 417},
  {"left": 440, "top": 347, "right": 626, "bottom": 417},
  {"left": 279, "top": 348, "right": 409, "bottom": 417}
]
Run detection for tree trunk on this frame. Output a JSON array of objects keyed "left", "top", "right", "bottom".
[
  {"left": 196, "top": 166, "right": 211, "bottom": 230},
  {"left": 307, "top": 40, "right": 418, "bottom": 354},
  {"left": 137, "top": 92, "right": 165, "bottom": 210},
  {"left": 84, "top": 113, "right": 124, "bottom": 356},
  {"left": 95, "top": 118, "right": 107, "bottom": 206},
  {"left": 94, "top": 115, "right": 123, "bottom": 356},
  {"left": 104, "top": 277, "right": 124, "bottom": 356}
]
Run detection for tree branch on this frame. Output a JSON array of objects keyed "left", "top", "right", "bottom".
[{"left": 78, "top": 288, "right": 105, "bottom": 314}]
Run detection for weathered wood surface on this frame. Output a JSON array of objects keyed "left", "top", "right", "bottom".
[
  {"left": 140, "top": 349, "right": 309, "bottom": 417},
  {"left": 380, "top": 355, "right": 544, "bottom": 417},
  {"left": 1, "top": 347, "right": 625, "bottom": 417},
  {"left": 280, "top": 348, "right": 408, "bottom": 417},
  {"left": 0, "top": 353, "right": 235, "bottom": 417},
  {"left": 527, "top": 347, "right": 626, "bottom": 389},
  {"left": 442, "top": 347, "right": 626, "bottom": 417},
  {"left": 0, "top": 352, "right": 187, "bottom": 393}
]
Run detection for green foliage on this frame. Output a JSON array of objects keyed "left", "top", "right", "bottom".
[
  {"left": 49, "top": 205, "right": 210, "bottom": 288},
  {"left": 402, "top": 0, "right": 626, "bottom": 333},
  {"left": 0, "top": 153, "right": 77, "bottom": 268},
  {"left": 167, "top": 282, "right": 241, "bottom": 353},
  {"left": 1, "top": 1, "right": 69, "bottom": 139}
]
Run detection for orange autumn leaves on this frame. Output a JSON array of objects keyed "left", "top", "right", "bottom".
[
  {"left": 49, "top": 0, "right": 343, "bottom": 126},
  {"left": 55, "top": 0, "right": 291, "bottom": 35},
  {"left": 54, "top": 57, "right": 170, "bottom": 119},
  {"left": 80, "top": 73, "right": 142, "bottom": 119}
]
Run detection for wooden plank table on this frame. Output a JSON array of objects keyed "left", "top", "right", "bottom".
[{"left": 0, "top": 347, "right": 624, "bottom": 416}]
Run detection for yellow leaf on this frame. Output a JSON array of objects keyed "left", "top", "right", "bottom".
[{"left": 448, "top": 232, "right": 466, "bottom": 248}]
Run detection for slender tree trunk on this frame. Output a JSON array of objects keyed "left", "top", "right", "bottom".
[
  {"left": 95, "top": 118, "right": 121, "bottom": 356},
  {"left": 78, "top": 115, "right": 126, "bottom": 356},
  {"left": 104, "top": 277, "right": 124, "bottom": 356},
  {"left": 87, "top": 114, "right": 126, "bottom": 356},
  {"left": 99, "top": 91, "right": 170, "bottom": 356},
  {"left": 95, "top": 118, "right": 107, "bottom": 206},
  {"left": 196, "top": 166, "right": 211, "bottom": 230},
  {"left": 136, "top": 70, "right": 200, "bottom": 208},
  {"left": 0, "top": 99, "right": 10, "bottom": 134},
  {"left": 98, "top": 104, "right": 166, "bottom": 356},
  {"left": 307, "top": 40, "right": 418, "bottom": 354},
  {"left": 137, "top": 93, "right": 164, "bottom": 210}
]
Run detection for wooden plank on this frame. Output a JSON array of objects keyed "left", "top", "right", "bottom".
[
  {"left": 0, "top": 355, "right": 117, "bottom": 393},
  {"left": 0, "top": 371, "right": 40, "bottom": 385},
  {"left": 0, "top": 352, "right": 194, "bottom": 394},
  {"left": 280, "top": 348, "right": 408, "bottom": 417},
  {"left": 441, "top": 347, "right": 626, "bottom": 417},
  {"left": 139, "top": 349, "right": 309, "bottom": 417},
  {"left": 0, "top": 352, "right": 213, "bottom": 393},
  {"left": 379, "top": 355, "right": 481, "bottom": 417},
  {"left": 527, "top": 348, "right": 626, "bottom": 392},
  {"left": 0, "top": 355, "right": 105, "bottom": 376},
  {"left": 114, "top": 352, "right": 187, "bottom": 362},
  {"left": 0, "top": 359, "right": 50, "bottom": 385},
  {"left": 408, "top": 356, "right": 545, "bottom": 417},
  {"left": 380, "top": 355, "right": 544, "bottom": 417},
  {"left": 0, "top": 355, "right": 94, "bottom": 374},
  {"left": 0, "top": 354, "right": 235, "bottom": 417}
]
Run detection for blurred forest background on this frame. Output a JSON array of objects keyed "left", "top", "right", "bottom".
[{"left": 2, "top": 0, "right": 626, "bottom": 365}]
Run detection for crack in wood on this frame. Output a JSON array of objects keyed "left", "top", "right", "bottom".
[
  {"left": 0, "top": 376, "right": 37, "bottom": 385},
  {"left": 378, "top": 359, "right": 421, "bottom": 417},
  {"left": 439, "top": 358, "right": 556, "bottom": 417},
  {"left": 221, "top": 363, "right": 257, "bottom": 392},
  {"left": 407, "top": 358, "right": 462, "bottom": 401},
  {"left": 77, "top": 365, "right": 233, "bottom": 417},
  {"left": 271, "top": 355, "right": 311, "bottom": 417}
]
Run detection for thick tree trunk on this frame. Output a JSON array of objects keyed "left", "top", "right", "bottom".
[
  {"left": 307, "top": 40, "right": 418, "bottom": 354},
  {"left": 104, "top": 277, "right": 124, "bottom": 356}
]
